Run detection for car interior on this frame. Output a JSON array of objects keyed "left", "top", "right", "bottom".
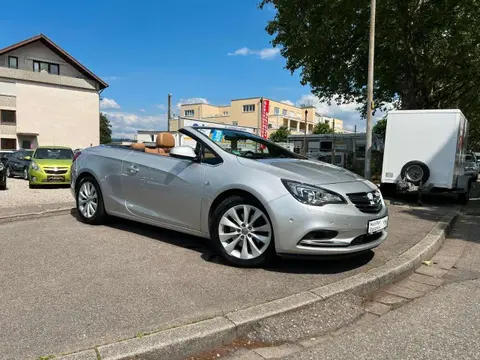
[{"left": 130, "top": 132, "right": 175, "bottom": 156}]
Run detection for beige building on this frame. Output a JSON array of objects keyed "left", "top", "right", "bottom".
[
  {"left": 173, "top": 97, "right": 344, "bottom": 137},
  {"left": 0, "top": 34, "right": 107, "bottom": 150}
]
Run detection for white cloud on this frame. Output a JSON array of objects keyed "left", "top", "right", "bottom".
[
  {"left": 176, "top": 97, "right": 209, "bottom": 112},
  {"left": 227, "top": 47, "right": 280, "bottom": 60},
  {"left": 280, "top": 100, "right": 294, "bottom": 106},
  {"left": 295, "top": 94, "right": 388, "bottom": 132},
  {"left": 156, "top": 104, "right": 166, "bottom": 111},
  {"left": 139, "top": 109, "right": 146, "bottom": 112},
  {"left": 103, "top": 111, "right": 168, "bottom": 139},
  {"left": 100, "top": 98, "right": 121, "bottom": 110}
]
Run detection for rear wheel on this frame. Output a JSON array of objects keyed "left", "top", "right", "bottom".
[
  {"left": 76, "top": 176, "right": 106, "bottom": 225},
  {"left": 0, "top": 181, "right": 6, "bottom": 190},
  {"left": 210, "top": 195, "right": 275, "bottom": 267},
  {"left": 22, "top": 168, "right": 28, "bottom": 180}
]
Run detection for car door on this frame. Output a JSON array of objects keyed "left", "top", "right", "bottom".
[
  {"left": 10, "top": 151, "right": 22, "bottom": 174},
  {"left": 121, "top": 150, "right": 207, "bottom": 231}
]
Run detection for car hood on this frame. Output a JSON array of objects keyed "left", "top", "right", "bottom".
[
  {"left": 33, "top": 159, "right": 73, "bottom": 167},
  {"left": 238, "top": 157, "right": 364, "bottom": 185}
]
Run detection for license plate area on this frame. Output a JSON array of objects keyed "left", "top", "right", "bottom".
[
  {"left": 47, "top": 175, "right": 65, "bottom": 182},
  {"left": 368, "top": 216, "right": 388, "bottom": 234}
]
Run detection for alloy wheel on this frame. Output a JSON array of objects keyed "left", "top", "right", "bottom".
[
  {"left": 405, "top": 164, "right": 424, "bottom": 183},
  {"left": 6, "top": 167, "right": 11, "bottom": 177},
  {"left": 23, "top": 168, "right": 28, "bottom": 180},
  {"left": 218, "top": 204, "right": 272, "bottom": 260},
  {"left": 78, "top": 182, "right": 99, "bottom": 219}
]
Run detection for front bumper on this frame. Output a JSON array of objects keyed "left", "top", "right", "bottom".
[
  {"left": 29, "top": 168, "right": 71, "bottom": 185},
  {"left": 264, "top": 182, "right": 389, "bottom": 256}
]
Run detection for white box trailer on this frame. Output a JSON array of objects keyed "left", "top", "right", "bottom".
[{"left": 380, "top": 109, "right": 471, "bottom": 203}]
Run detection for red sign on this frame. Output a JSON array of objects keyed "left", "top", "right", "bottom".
[{"left": 261, "top": 99, "right": 270, "bottom": 139}]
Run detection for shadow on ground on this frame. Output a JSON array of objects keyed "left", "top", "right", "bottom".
[{"left": 69, "top": 209, "right": 375, "bottom": 275}]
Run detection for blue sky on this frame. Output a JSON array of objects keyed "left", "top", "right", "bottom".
[{"left": 0, "top": 0, "right": 377, "bottom": 137}]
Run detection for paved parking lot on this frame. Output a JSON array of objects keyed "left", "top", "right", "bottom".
[
  {"left": 0, "top": 203, "right": 452, "bottom": 359},
  {"left": 0, "top": 178, "right": 73, "bottom": 215}
]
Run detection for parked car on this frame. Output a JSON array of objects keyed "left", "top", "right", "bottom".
[
  {"left": 6, "top": 149, "right": 34, "bottom": 180},
  {"left": 465, "top": 152, "right": 479, "bottom": 181},
  {"left": 0, "top": 150, "right": 14, "bottom": 167},
  {"left": 71, "top": 127, "right": 388, "bottom": 267},
  {"left": 0, "top": 159, "right": 6, "bottom": 190},
  {"left": 28, "top": 146, "right": 74, "bottom": 188}
]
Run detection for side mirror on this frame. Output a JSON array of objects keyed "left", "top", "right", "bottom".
[
  {"left": 169, "top": 146, "right": 197, "bottom": 160},
  {"left": 24, "top": 156, "right": 31, "bottom": 161}
]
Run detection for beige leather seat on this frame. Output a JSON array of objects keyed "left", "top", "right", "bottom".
[
  {"left": 131, "top": 142, "right": 146, "bottom": 151},
  {"left": 145, "top": 132, "right": 175, "bottom": 156}
]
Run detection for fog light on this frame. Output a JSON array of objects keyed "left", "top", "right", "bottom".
[{"left": 32, "top": 177, "right": 37, "bottom": 182}]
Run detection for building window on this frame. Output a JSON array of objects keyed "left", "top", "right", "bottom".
[
  {"left": 1, "top": 138, "right": 16, "bottom": 149},
  {"left": 21, "top": 140, "right": 32, "bottom": 149},
  {"left": 243, "top": 104, "right": 255, "bottom": 112},
  {"left": 33, "top": 60, "right": 60, "bottom": 75},
  {"left": 223, "top": 111, "right": 229, "bottom": 116},
  {"left": 184, "top": 109, "right": 194, "bottom": 117},
  {"left": 289, "top": 111, "right": 294, "bottom": 118},
  {"left": 0, "top": 110, "right": 16, "bottom": 124},
  {"left": 320, "top": 141, "right": 333, "bottom": 151},
  {"left": 274, "top": 107, "right": 280, "bottom": 115},
  {"left": 268, "top": 123, "right": 273, "bottom": 129},
  {"left": 8, "top": 56, "right": 18, "bottom": 69},
  {"left": 232, "top": 121, "right": 238, "bottom": 125},
  {"left": 282, "top": 109, "right": 287, "bottom": 116}
]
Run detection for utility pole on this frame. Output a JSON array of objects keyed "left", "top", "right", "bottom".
[
  {"left": 303, "top": 109, "right": 308, "bottom": 156},
  {"left": 353, "top": 125, "right": 357, "bottom": 167},
  {"left": 167, "top": 93, "right": 172, "bottom": 132},
  {"left": 331, "top": 119, "right": 336, "bottom": 165},
  {"left": 364, "top": 0, "right": 376, "bottom": 180}
]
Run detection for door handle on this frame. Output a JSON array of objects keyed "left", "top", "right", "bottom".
[{"left": 128, "top": 165, "right": 139, "bottom": 174}]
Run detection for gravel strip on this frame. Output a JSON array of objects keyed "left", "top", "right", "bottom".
[{"left": 0, "top": 177, "right": 74, "bottom": 209}]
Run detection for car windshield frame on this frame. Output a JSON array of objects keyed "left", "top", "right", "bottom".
[
  {"left": 33, "top": 148, "right": 74, "bottom": 160},
  {"left": 189, "top": 127, "right": 305, "bottom": 160}
]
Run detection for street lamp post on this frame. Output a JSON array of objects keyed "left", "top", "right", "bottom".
[
  {"left": 364, "top": 0, "right": 376, "bottom": 180},
  {"left": 303, "top": 109, "right": 308, "bottom": 156}
]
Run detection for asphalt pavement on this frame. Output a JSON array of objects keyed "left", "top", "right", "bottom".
[{"left": 0, "top": 202, "right": 452, "bottom": 359}]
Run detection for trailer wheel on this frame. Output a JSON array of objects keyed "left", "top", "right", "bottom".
[{"left": 400, "top": 161, "right": 430, "bottom": 186}]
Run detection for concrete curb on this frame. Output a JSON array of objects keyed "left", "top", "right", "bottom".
[
  {"left": 0, "top": 207, "right": 72, "bottom": 224},
  {"left": 55, "top": 209, "right": 458, "bottom": 360}
]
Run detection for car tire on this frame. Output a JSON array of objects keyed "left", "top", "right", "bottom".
[
  {"left": 457, "top": 191, "right": 469, "bottom": 205},
  {"left": 29, "top": 183, "right": 37, "bottom": 189},
  {"left": 0, "top": 182, "right": 6, "bottom": 191},
  {"left": 6, "top": 167, "right": 13, "bottom": 178},
  {"left": 210, "top": 195, "right": 276, "bottom": 267},
  {"left": 400, "top": 161, "right": 430, "bottom": 186},
  {"left": 75, "top": 176, "right": 107, "bottom": 225},
  {"left": 23, "top": 168, "right": 28, "bottom": 180}
]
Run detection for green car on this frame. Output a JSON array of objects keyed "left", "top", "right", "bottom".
[{"left": 28, "top": 146, "right": 74, "bottom": 188}]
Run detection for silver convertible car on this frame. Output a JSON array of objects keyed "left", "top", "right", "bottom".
[{"left": 71, "top": 127, "right": 388, "bottom": 267}]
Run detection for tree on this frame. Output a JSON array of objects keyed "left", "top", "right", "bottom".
[
  {"left": 100, "top": 112, "right": 112, "bottom": 144},
  {"left": 372, "top": 118, "right": 387, "bottom": 142},
  {"left": 269, "top": 126, "right": 291, "bottom": 142},
  {"left": 313, "top": 122, "right": 334, "bottom": 134},
  {"left": 259, "top": 0, "right": 480, "bottom": 145}
]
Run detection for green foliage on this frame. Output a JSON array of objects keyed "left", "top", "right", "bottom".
[
  {"left": 259, "top": 0, "right": 480, "bottom": 147},
  {"left": 372, "top": 118, "right": 387, "bottom": 141},
  {"left": 100, "top": 112, "right": 112, "bottom": 144},
  {"left": 269, "top": 125, "right": 291, "bottom": 142},
  {"left": 312, "top": 122, "right": 334, "bottom": 134}
]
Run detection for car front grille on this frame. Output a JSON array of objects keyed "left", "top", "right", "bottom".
[
  {"left": 347, "top": 190, "right": 383, "bottom": 214},
  {"left": 44, "top": 167, "right": 68, "bottom": 175}
]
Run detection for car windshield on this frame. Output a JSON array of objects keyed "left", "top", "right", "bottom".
[
  {"left": 466, "top": 154, "right": 475, "bottom": 162},
  {"left": 34, "top": 148, "right": 73, "bottom": 160},
  {"left": 198, "top": 128, "right": 303, "bottom": 159}
]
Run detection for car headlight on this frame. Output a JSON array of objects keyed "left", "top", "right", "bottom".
[
  {"left": 31, "top": 162, "right": 40, "bottom": 171},
  {"left": 281, "top": 179, "right": 346, "bottom": 206}
]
